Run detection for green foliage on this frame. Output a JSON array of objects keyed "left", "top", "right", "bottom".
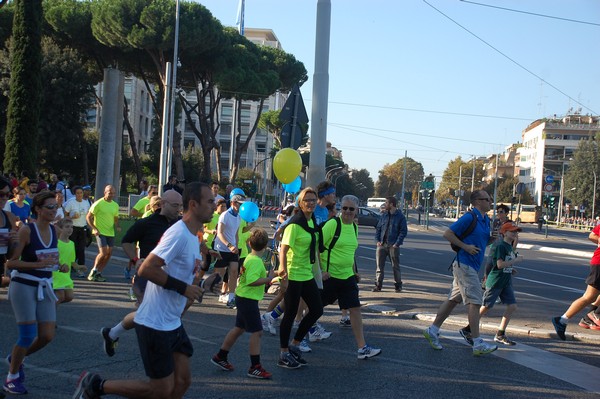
[
  {"left": 181, "top": 144, "right": 204, "bottom": 182},
  {"left": 335, "top": 168, "right": 374, "bottom": 202},
  {"left": 564, "top": 133, "right": 600, "bottom": 218},
  {"left": 437, "top": 157, "right": 486, "bottom": 205},
  {"left": 376, "top": 157, "right": 424, "bottom": 198},
  {"left": 4, "top": 0, "right": 43, "bottom": 174}
]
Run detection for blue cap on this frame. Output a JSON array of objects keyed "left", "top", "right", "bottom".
[{"left": 83, "top": 185, "right": 92, "bottom": 190}]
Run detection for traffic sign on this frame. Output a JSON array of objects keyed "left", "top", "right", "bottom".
[
  {"left": 545, "top": 175, "right": 554, "bottom": 184},
  {"left": 544, "top": 183, "right": 554, "bottom": 192}
]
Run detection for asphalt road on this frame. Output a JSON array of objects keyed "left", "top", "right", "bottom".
[{"left": 1, "top": 216, "right": 599, "bottom": 398}]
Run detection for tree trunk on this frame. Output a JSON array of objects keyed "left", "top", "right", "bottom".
[
  {"left": 231, "top": 97, "right": 265, "bottom": 182},
  {"left": 123, "top": 97, "right": 143, "bottom": 186},
  {"left": 172, "top": 128, "right": 185, "bottom": 181}
]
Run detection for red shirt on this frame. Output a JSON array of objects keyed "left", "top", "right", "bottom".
[{"left": 591, "top": 224, "right": 600, "bottom": 266}]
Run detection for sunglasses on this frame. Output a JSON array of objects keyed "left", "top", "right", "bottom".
[
  {"left": 342, "top": 206, "right": 355, "bottom": 211},
  {"left": 42, "top": 204, "right": 59, "bottom": 210},
  {"left": 477, "top": 198, "right": 490, "bottom": 202}
]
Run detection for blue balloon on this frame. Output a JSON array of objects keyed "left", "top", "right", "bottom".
[
  {"left": 239, "top": 202, "right": 260, "bottom": 223},
  {"left": 231, "top": 187, "right": 246, "bottom": 196},
  {"left": 283, "top": 176, "right": 302, "bottom": 194}
]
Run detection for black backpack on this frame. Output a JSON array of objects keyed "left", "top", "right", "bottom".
[
  {"left": 451, "top": 211, "right": 477, "bottom": 253},
  {"left": 323, "top": 216, "right": 358, "bottom": 272}
]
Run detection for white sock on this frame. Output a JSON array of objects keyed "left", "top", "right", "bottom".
[
  {"left": 430, "top": 325, "right": 440, "bottom": 335},
  {"left": 560, "top": 315, "right": 569, "bottom": 324},
  {"left": 7, "top": 372, "right": 19, "bottom": 381},
  {"left": 109, "top": 322, "right": 127, "bottom": 340}
]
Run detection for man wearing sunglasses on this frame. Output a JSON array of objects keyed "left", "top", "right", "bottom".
[
  {"left": 373, "top": 196, "right": 407, "bottom": 293},
  {"left": 424, "top": 189, "right": 498, "bottom": 355}
]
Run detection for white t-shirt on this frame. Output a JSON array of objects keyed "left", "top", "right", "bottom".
[
  {"left": 134, "top": 220, "right": 202, "bottom": 331},
  {"left": 214, "top": 208, "right": 241, "bottom": 252},
  {"left": 64, "top": 198, "right": 91, "bottom": 227}
]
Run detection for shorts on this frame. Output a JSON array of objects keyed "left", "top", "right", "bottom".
[
  {"left": 135, "top": 323, "right": 193, "bottom": 380},
  {"left": 9, "top": 279, "right": 56, "bottom": 323},
  {"left": 482, "top": 281, "right": 516, "bottom": 308},
  {"left": 585, "top": 265, "right": 600, "bottom": 290},
  {"left": 448, "top": 261, "right": 483, "bottom": 306},
  {"left": 234, "top": 296, "right": 262, "bottom": 333},
  {"left": 214, "top": 251, "right": 239, "bottom": 268},
  {"left": 321, "top": 276, "right": 361, "bottom": 309},
  {"left": 96, "top": 235, "right": 115, "bottom": 248}
]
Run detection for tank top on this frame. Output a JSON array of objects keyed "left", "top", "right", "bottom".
[
  {"left": 20, "top": 222, "right": 58, "bottom": 279},
  {"left": 0, "top": 210, "right": 12, "bottom": 271}
]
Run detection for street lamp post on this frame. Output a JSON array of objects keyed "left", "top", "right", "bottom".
[
  {"left": 325, "top": 166, "right": 343, "bottom": 180},
  {"left": 593, "top": 170, "right": 597, "bottom": 220}
]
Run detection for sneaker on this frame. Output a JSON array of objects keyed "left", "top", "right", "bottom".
[
  {"left": 266, "top": 314, "right": 277, "bottom": 335},
  {"left": 226, "top": 299, "right": 236, "bottom": 309},
  {"left": 218, "top": 294, "right": 228, "bottom": 303},
  {"left": 494, "top": 334, "right": 516, "bottom": 346},
  {"left": 277, "top": 352, "right": 301, "bottom": 369},
  {"left": 579, "top": 316, "right": 594, "bottom": 329},
  {"left": 587, "top": 311, "right": 600, "bottom": 327},
  {"left": 357, "top": 345, "right": 382, "bottom": 359},
  {"left": 590, "top": 324, "right": 600, "bottom": 331},
  {"left": 288, "top": 345, "right": 308, "bottom": 366},
  {"left": 76, "top": 270, "right": 86, "bottom": 278},
  {"left": 6, "top": 356, "right": 24, "bottom": 383},
  {"left": 87, "top": 270, "right": 97, "bottom": 281},
  {"left": 101, "top": 327, "right": 118, "bottom": 357},
  {"left": 298, "top": 338, "right": 312, "bottom": 353},
  {"left": 372, "top": 286, "right": 381, "bottom": 292},
  {"left": 124, "top": 267, "right": 131, "bottom": 280},
  {"left": 261, "top": 314, "right": 270, "bottom": 332},
  {"left": 93, "top": 273, "right": 106, "bottom": 282},
  {"left": 3, "top": 379, "right": 27, "bottom": 395},
  {"left": 472, "top": 341, "right": 498, "bottom": 355},
  {"left": 423, "top": 327, "right": 443, "bottom": 350},
  {"left": 552, "top": 316, "right": 567, "bottom": 341},
  {"left": 247, "top": 364, "right": 272, "bottom": 379},
  {"left": 128, "top": 287, "right": 137, "bottom": 302},
  {"left": 211, "top": 355, "right": 234, "bottom": 371},
  {"left": 459, "top": 328, "right": 473, "bottom": 346},
  {"left": 309, "top": 325, "right": 332, "bottom": 342},
  {"left": 72, "top": 371, "right": 102, "bottom": 399},
  {"left": 339, "top": 317, "right": 351, "bottom": 328},
  {"left": 394, "top": 284, "right": 402, "bottom": 293}
]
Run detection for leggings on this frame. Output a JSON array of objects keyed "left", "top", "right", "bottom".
[
  {"left": 9, "top": 280, "right": 56, "bottom": 323},
  {"left": 279, "top": 278, "right": 323, "bottom": 349}
]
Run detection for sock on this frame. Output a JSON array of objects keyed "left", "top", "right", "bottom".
[
  {"left": 109, "top": 322, "right": 126, "bottom": 340},
  {"left": 560, "top": 315, "right": 569, "bottom": 324},
  {"left": 272, "top": 305, "right": 283, "bottom": 318},
  {"left": 429, "top": 325, "right": 440, "bottom": 335},
  {"left": 217, "top": 349, "right": 229, "bottom": 360},
  {"left": 497, "top": 330, "right": 505, "bottom": 336},
  {"left": 250, "top": 354, "right": 260, "bottom": 367},
  {"left": 7, "top": 372, "right": 19, "bottom": 381},
  {"left": 473, "top": 337, "right": 483, "bottom": 345}
]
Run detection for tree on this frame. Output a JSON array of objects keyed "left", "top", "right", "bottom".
[
  {"left": 437, "top": 157, "right": 486, "bottom": 207},
  {"left": 258, "top": 109, "right": 308, "bottom": 154},
  {"left": 375, "top": 157, "right": 424, "bottom": 198},
  {"left": 3, "top": 0, "right": 43, "bottom": 175},
  {"left": 564, "top": 132, "right": 600, "bottom": 218},
  {"left": 335, "top": 168, "right": 374, "bottom": 202}
]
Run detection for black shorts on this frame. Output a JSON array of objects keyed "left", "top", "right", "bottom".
[
  {"left": 135, "top": 323, "right": 193, "bottom": 380},
  {"left": 585, "top": 265, "right": 600, "bottom": 290},
  {"left": 214, "top": 251, "right": 239, "bottom": 268},
  {"left": 321, "top": 276, "right": 361, "bottom": 310},
  {"left": 234, "top": 296, "right": 262, "bottom": 333}
]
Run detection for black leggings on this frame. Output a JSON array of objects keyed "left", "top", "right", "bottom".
[
  {"left": 279, "top": 278, "right": 323, "bottom": 349},
  {"left": 70, "top": 226, "right": 87, "bottom": 265}
]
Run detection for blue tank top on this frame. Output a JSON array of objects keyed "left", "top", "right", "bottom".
[{"left": 20, "top": 222, "right": 58, "bottom": 279}]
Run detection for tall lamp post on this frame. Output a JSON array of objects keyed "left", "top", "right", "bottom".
[{"left": 593, "top": 170, "right": 597, "bottom": 220}]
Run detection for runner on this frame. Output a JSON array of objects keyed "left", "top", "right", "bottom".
[{"left": 86, "top": 185, "right": 120, "bottom": 282}]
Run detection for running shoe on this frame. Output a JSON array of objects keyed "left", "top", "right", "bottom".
[
  {"left": 226, "top": 298, "right": 236, "bottom": 309},
  {"left": 298, "top": 338, "right": 312, "bottom": 353},
  {"left": 265, "top": 314, "right": 277, "bottom": 335},
  {"left": 218, "top": 294, "right": 228, "bottom": 303},
  {"left": 494, "top": 334, "right": 516, "bottom": 346},
  {"left": 372, "top": 286, "right": 381, "bottom": 292},
  {"left": 288, "top": 345, "right": 308, "bottom": 366},
  {"left": 472, "top": 341, "right": 498, "bottom": 356},
  {"left": 87, "top": 270, "right": 97, "bottom": 281},
  {"left": 309, "top": 325, "right": 332, "bottom": 342},
  {"left": 552, "top": 316, "right": 567, "bottom": 340},
  {"left": 3, "top": 378, "right": 27, "bottom": 395},
  {"left": 277, "top": 352, "right": 301, "bottom": 369},
  {"left": 247, "top": 364, "right": 272, "bottom": 379},
  {"left": 357, "top": 345, "right": 382, "bottom": 359},
  {"left": 128, "top": 287, "right": 137, "bottom": 302},
  {"left": 93, "top": 273, "right": 106, "bottom": 282},
  {"left": 587, "top": 311, "right": 600, "bottom": 327},
  {"left": 579, "top": 316, "right": 594, "bottom": 329},
  {"left": 100, "top": 328, "right": 118, "bottom": 357},
  {"left": 459, "top": 327, "right": 474, "bottom": 346},
  {"left": 339, "top": 317, "right": 351, "bottom": 328},
  {"left": 211, "top": 355, "right": 234, "bottom": 371},
  {"left": 72, "top": 371, "right": 102, "bottom": 399},
  {"left": 6, "top": 355, "right": 24, "bottom": 383},
  {"left": 423, "top": 326, "right": 443, "bottom": 350},
  {"left": 261, "top": 314, "right": 270, "bottom": 332}
]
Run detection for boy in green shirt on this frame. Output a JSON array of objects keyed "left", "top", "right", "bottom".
[{"left": 211, "top": 229, "right": 275, "bottom": 379}]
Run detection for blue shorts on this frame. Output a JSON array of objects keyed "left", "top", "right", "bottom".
[
  {"left": 234, "top": 296, "right": 262, "bottom": 333},
  {"left": 482, "top": 281, "right": 516, "bottom": 309},
  {"left": 96, "top": 235, "right": 115, "bottom": 248}
]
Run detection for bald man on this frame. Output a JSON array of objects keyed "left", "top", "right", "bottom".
[{"left": 86, "top": 185, "right": 121, "bottom": 282}]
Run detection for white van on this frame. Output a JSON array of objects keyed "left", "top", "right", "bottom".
[{"left": 367, "top": 197, "right": 387, "bottom": 208}]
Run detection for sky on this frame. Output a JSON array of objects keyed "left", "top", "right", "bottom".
[{"left": 194, "top": 0, "right": 600, "bottom": 182}]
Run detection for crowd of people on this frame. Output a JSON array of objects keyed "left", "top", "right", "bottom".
[{"left": 1, "top": 173, "right": 599, "bottom": 398}]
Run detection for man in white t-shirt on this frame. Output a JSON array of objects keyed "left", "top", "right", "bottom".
[
  {"left": 74, "top": 182, "right": 215, "bottom": 399},
  {"left": 213, "top": 193, "right": 245, "bottom": 308},
  {"left": 64, "top": 186, "right": 91, "bottom": 271},
  {"left": 211, "top": 181, "right": 225, "bottom": 202}
]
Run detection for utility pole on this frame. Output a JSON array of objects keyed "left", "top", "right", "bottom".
[{"left": 456, "top": 165, "right": 462, "bottom": 220}]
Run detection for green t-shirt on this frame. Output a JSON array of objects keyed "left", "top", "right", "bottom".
[
  {"left": 282, "top": 220, "right": 316, "bottom": 282},
  {"left": 89, "top": 198, "right": 119, "bottom": 237},
  {"left": 203, "top": 212, "right": 220, "bottom": 248},
  {"left": 320, "top": 218, "right": 357, "bottom": 280},
  {"left": 238, "top": 220, "right": 252, "bottom": 259},
  {"left": 235, "top": 254, "right": 266, "bottom": 300},
  {"left": 53, "top": 239, "right": 75, "bottom": 290},
  {"left": 133, "top": 197, "right": 150, "bottom": 215},
  {"left": 486, "top": 240, "right": 516, "bottom": 289}
]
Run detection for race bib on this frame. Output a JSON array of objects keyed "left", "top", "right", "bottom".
[
  {"left": 0, "top": 228, "right": 9, "bottom": 255},
  {"left": 36, "top": 248, "right": 60, "bottom": 271}
]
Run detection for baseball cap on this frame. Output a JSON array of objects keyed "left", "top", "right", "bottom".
[
  {"left": 230, "top": 194, "right": 246, "bottom": 203},
  {"left": 82, "top": 185, "right": 92, "bottom": 190},
  {"left": 500, "top": 222, "right": 522, "bottom": 234}
]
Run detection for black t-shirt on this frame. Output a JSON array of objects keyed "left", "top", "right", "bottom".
[{"left": 121, "top": 213, "right": 174, "bottom": 258}]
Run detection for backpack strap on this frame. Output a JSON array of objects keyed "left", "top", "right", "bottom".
[{"left": 325, "top": 217, "right": 358, "bottom": 272}]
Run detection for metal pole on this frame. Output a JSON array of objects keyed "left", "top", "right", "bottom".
[
  {"left": 557, "top": 164, "right": 565, "bottom": 227},
  {"left": 229, "top": 99, "right": 237, "bottom": 182},
  {"left": 166, "top": 0, "right": 181, "bottom": 180},
  {"left": 400, "top": 150, "right": 407, "bottom": 208},
  {"left": 456, "top": 165, "right": 462, "bottom": 220},
  {"left": 158, "top": 62, "right": 172, "bottom": 195},
  {"left": 592, "top": 170, "right": 597, "bottom": 220},
  {"left": 470, "top": 155, "right": 475, "bottom": 194}
]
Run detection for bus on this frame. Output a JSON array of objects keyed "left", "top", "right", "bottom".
[
  {"left": 489, "top": 203, "right": 541, "bottom": 224},
  {"left": 367, "top": 197, "right": 387, "bottom": 208}
]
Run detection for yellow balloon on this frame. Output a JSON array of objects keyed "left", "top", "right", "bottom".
[{"left": 273, "top": 148, "right": 302, "bottom": 184}]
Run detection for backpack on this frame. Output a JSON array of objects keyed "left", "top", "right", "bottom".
[
  {"left": 324, "top": 216, "right": 358, "bottom": 272},
  {"left": 450, "top": 211, "right": 477, "bottom": 253}
]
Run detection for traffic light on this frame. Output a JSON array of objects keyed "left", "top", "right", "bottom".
[{"left": 549, "top": 196, "right": 556, "bottom": 208}]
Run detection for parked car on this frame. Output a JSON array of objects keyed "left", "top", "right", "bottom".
[{"left": 357, "top": 207, "right": 380, "bottom": 227}]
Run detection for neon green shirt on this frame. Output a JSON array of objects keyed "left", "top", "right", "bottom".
[
  {"left": 320, "top": 218, "right": 358, "bottom": 280},
  {"left": 235, "top": 254, "right": 266, "bottom": 300},
  {"left": 203, "top": 212, "right": 220, "bottom": 248},
  {"left": 238, "top": 220, "right": 251, "bottom": 258},
  {"left": 89, "top": 198, "right": 119, "bottom": 237},
  {"left": 282, "top": 220, "right": 316, "bottom": 282},
  {"left": 53, "top": 239, "right": 75, "bottom": 290},
  {"left": 133, "top": 197, "right": 150, "bottom": 215}
]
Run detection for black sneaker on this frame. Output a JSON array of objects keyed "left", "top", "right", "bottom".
[
  {"left": 459, "top": 328, "right": 473, "bottom": 346},
  {"left": 494, "top": 334, "right": 516, "bottom": 346},
  {"left": 552, "top": 317, "right": 566, "bottom": 340},
  {"left": 372, "top": 286, "right": 381, "bottom": 292},
  {"left": 210, "top": 355, "right": 234, "bottom": 371},
  {"left": 72, "top": 371, "right": 102, "bottom": 399},
  {"left": 579, "top": 316, "right": 594, "bottom": 329},
  {"left": 339, "top": 317, "right": 351, "bottom": 328},
  {"left": 277, "top": 352, "right": 301, "bottom": 369},
  {"left": 394, "top": 284, "right": 402, "bottom": 293},
  {"left": 101, "top": 328, "right": 118, "bottom": 357},
  {"left": 288, "top": 345, "right": 308, "bottom": 366}
]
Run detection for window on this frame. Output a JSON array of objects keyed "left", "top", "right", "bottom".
[
  {"left": 256, "top": 143, "right": 266, "bottom": 153},
  {"left": 241, "top": 105, "right": 251, "bottom": 121},
  {"left": 221, "top": 104, "right": 233, "bottom": 118}
]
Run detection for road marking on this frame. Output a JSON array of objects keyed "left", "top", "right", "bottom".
[{"left": 516, "top": 265, "right": 586, "bottom": 281}]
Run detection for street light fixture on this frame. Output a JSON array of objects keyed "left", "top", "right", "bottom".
[{"left": 325, "top": 166, "right": 343, "bottom": 180}]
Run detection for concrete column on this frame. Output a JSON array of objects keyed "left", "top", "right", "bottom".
[
  {"left": 112, "top": 72, "right": 125, "bottom": 198},
  {"left": 95, "top": 68, "right": 120, "bottom": 200}
]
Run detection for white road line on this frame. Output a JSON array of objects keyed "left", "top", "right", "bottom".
[
  {"left": 516, "top": 265, "right": 586, "bottom": 280},
  {"left": 514, "top": 276, "right": 583, "bottom": 293}
]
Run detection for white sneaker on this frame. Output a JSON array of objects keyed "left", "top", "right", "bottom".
[
  {"left": 218, "top": 294, "right": 228, "bottom": 303},
  {"left": 423, "top": 326, "right": 443, "bottom": 350},
  {"left": 309, "top": 328, "right": 332, "bottom": 342},
  {"left": 261, "top": 314, "right": 269, "bottom": 332},
  {"left": 357, "top": 345, "right": 382, "bottom": 359},
  {"left": 298, "top": 338, "right": 312, "bottom": 353},
  {"left": 472, "top": 340, "right": 498, "bottom": 356},
  {"left": 267, "top": 314, "right": 277, "bottom": 335}
]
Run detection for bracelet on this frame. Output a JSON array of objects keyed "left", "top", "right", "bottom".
[
  {"left": 129, "top": 257, "right": 139, "bottom": 265},
  {"left": 164, "top": 275, "right": 188, "bottom": 296}
]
